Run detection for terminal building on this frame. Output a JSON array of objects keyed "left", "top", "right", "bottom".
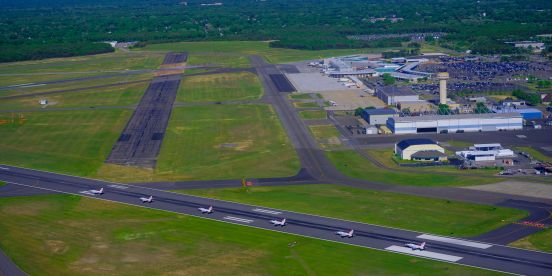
[
  {"left": 387, "top": 113, "right": 523, "bottom": 134},
  {"left": 375, "top": 86, "right": 419, "bottom": 105}
]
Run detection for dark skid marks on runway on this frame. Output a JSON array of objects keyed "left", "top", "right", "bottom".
[
  {"left": 163, "top": 52, "right": 188, "bottom": 64},
  {"left": 269, "top": 74, "right": 296, "bottom": 92},
  {"left": 106, "top": 53, "right": 187, "bottom": 168}
]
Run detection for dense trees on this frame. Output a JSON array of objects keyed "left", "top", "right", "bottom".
[{"left": 0, "top": 0, "right": 551, "bottom": 62}]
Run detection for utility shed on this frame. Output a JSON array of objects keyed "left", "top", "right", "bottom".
[
  {"left": 395, "top": 138, "right": 445, "bottom": 160},
  {"left": 361, "top": 108, "right": 398, "bottom": 125}
]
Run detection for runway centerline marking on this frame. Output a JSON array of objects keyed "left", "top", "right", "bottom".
[
  {"left": 223, "top": 216, "right": 253, "bottom": 223},
  {"left": 417, "top": 234, "right": 493, "bottom": 249},
  {"left": 385, "top": 245, "right": 463, "bottom": 262},
  {"left": 252, "top": 208, "right": 282, "bottom": 215}
]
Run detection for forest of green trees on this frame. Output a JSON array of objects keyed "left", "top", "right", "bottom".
[{"left": 0, "top": 0, "right": 550, "bottom": 62}]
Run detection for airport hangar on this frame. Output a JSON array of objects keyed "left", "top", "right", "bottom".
[{"left": 387, "top": 112, "right": 523, "bottom": 134}]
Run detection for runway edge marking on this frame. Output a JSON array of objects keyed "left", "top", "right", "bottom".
[
  {"left": 417, "top": 234, "right": 493, "bottom": 249},
  {"left": 385, "top": 246, "right": 463, "bottom": 262},
  {"left": 1, "top": 180, "right": 518, "bottom": 276}
]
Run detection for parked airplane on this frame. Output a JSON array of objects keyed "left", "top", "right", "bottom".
[
  {"left": 336, "top": 229, "right": 354, "bottom": 238},
  {"left": 270, "top": 218, "right": 286, "bottom": 226},
  {"left": 140, "top": 196, "right": 153, "bottom": 203},
  {"left": 405, "top": 242, "right": 426, "bottom": 251},
  {"left": 198, "top": 206, "right": 213, "bottom": 214},
  {"left": 90, "top": 188, "right": 104, "bottom": 195}
]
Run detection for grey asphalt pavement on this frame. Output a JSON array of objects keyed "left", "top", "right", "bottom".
[{"left": 1, "top": 165, "right": 551, "bottom": 276}]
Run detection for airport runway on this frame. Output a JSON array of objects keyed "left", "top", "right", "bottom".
[
  {"left": 0, "top": 165, "right": 551, "bottom": 276},
  {"left": 106, "top": 74, "right": 181, "bottom": 168}
]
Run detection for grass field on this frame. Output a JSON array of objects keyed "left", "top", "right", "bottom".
[
  {"left": 293, "top": 101, "right": 319, "bottom": 108},
  {"left": 326, "top": 150, "right": 500, "bottom": 186},
  {"left": 0, "top": 109, "right": 131, "bottom": 176},
  {"left": 0, "top": 73, "right": 152, "bottom": 98},
  {"left": 510, "top": 229, "right": 552, "bottom": 253},
  {"left": 97, "top": 104, "right": 300, "bottom": 182},
  {"left": 0, "top": 194, "right": 502, "bottom": 275},
  {"left": 309, "top": 125, "right": 342, "bottom": 149},
  {"left": 289, "top": 93, "right": 322, "bottom": 100},
  {"left": 515, "top": 146, "right": 552, "bottom": 162},
  {"left": 299, "top": 110, "right": 327, "bottom": 120},
  {"left": 0, "top": 181, "right": 4, "bottom": 187},
  {"left": 0, "top": 82, "right": 147, "bottom": 110},
  {"left": 182, "top": 184, "right": 525, "bottom": 237},
  {"left": 186, "top": 53, "right": 251, "bottom": 68},
  {"left": 177, "top": 72, "right": 262, "bottom": 102},
  {"left": 0, "top": 51, "right": 164, "bottom": 76},
  {"left": 138, "top": 41, "right": 394, "bottom": 64}
]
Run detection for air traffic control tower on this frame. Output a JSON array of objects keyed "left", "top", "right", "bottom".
[{"left": 437, "top": 72, "right": 449, "bottom": 105}]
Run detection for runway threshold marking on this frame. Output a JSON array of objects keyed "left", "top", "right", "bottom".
[
  {"left": 223, "top": 216, "right": 253, "bottom": 224},
  {"left": 385, "top": 245, "right": 463, "bottom": 262},
  {"left": 252, "top": 208, "right": 282, "bottom": 215},
  {"left": 108, "top": 184, "right": 129, "bottom": 190},
  {"left": 417, "top": 234, "right": 493, "bottom": 249},
  {"left": 0, "top": 167, "right": 9, "bottom": 170}
]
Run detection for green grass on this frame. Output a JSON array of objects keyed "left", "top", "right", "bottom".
[
  {"left": 0, "top": 73, "right": 152, "bottom": 98},
  {"left": 0, "top": 181, "right": 4, "bottom": 187},
  {"left": 309, "top": 125, "right": 342, "bottom": 149},
  {"left": 138, "top": 41, "right": 397, "bottom": 64},
  {"left": 177, "top": 72, "right": 262, "bottom": 102},
  {"left": 326, "top": 150, "right": 501, "bottom": 186},
  {"left": 289, "top": 93, "right": 322, "bottom": 100},
  {"left": 293, "top": 101, "right": 319, "bottom": 108},
  {"left": 0, "top": 82, "right": 147, "bottom": 110},
  {"left": 97, "top": 104, "right": 300, "bottom": 182},
  {"left": 515, "top": 147, "right": 552, "bottom": 162},
  {"left": 0, "top": 195, "right": 500, "bottom": 275},
  {"left": 510, "top": 229, "right": 552, "bottom": 253},
  {"left": 182, "top": 184, "right": 526, "bottom": 237},
  {"left": 0, "top": 109, "right": 131, "bottom": 177},
  {"left": 0, "top": 51, "right": 164, "bottom": 76},
  {"left": 299, "top": 110, "right": 327, "bottom": 120},
  {"left": 187, "top": 54, "right": 251, "bottom": 68}
]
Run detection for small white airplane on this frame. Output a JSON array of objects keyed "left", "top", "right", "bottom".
[
  {"left": 198, "top": 206, "right": 213, "bottom": 214},
  {"left": 270, "top": 218, "right": 286, "bottom": 226},
  {"left": 140, "top": 196, "right": 153, "bottom": 203},
  {"left": 405, "top": 241, "right": 426, "bottom": 251},
  {"left": 336, "top": 229, "right": 354, "bottom": 238},
  {"left": 90, "top": 188, "right": 104, "bottom": 195}
]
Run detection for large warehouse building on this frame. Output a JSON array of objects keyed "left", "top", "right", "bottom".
[
  {"left": 375, "top": 86, "right": 419, "bottom": 105},
  {"left": 387, "top": 113, "right": 523, "bottom": 134}
]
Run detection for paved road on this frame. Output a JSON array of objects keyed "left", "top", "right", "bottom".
[{"left": 1, "top": 165, "right": 551, "bottom": 275}]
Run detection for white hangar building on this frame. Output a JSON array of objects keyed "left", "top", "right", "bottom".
[{"left": 387, "top": 113, "right": 523, "bottom": 134}]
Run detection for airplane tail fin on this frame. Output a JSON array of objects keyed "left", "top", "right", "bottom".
[
  {"left": 349, "top": 229, "right": 354, "bottom": 235},
  {"left": 208, "top": 206, "right": 213, "bottom": 211},
  {"left": 99, "top": 188, "right": 103, "bottom": 193},
  {"left": 282, "top": 219, "right": 286, "bottom": 224},
  {"left": 149, "top": 196, "right": 153, "bottom": 201},
  {"left": 421, "top": 242, "right": 426, "bottom": 249}
]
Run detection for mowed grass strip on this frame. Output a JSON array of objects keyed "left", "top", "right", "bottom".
[
  {"left": 289, "top": 93, "right": 322, "bottom": 100},
  {"left": 181, "top": 185, "right": 526, "bottom": 237},
  {"left": 0, "top": 109, "right": 131, "bottom": 176},
  {"left": 293, "top": 101, "right": 319, "bottom": 108},
  {"left": 309, "top": 125, "right": 342, "bottom": 149},
  {"left": 187, "top": 54, "right": 251, "bottom": 68},
  {"left": 0, "top": 82, "right": 147, "bottom": 110},
  {"left": 0, "top": 195, "right": 501, "bottom": 275},
  {"left": 510, "top": 229, "right": 552, "bottom": 253},
  {"left": 138, "top": 41, "right": 394, "bottom": 64},
  {"left": 327, "top": 150, "right": 501, "bottom": 186},
  {"left": 299, "top": 110, "right": 327, "bottom": 120},
  {"left": 178, "top": 72, "right": 262, "bottom": 102}
]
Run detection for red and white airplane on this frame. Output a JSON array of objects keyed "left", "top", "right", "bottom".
[
  {"left": 198, "top": 206, "right": 213, "bottom": 214},
  {"left": 270, "top": 218, "right": 286, "bottom": 226},
  {"left": 336, "top": 229, "right": 354, "bottom": 238},
  {"left": 405, "top": 242, "right": 426, "bottom": 251}
]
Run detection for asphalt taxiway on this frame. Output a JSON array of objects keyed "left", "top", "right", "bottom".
[{"left": 0, "top": 165, "right": 551, "bottom": 276}]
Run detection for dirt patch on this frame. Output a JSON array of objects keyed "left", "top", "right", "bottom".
[
  {"left": 45, "top": 240, "right": 68, "bottom": 254},
  {"left": 218, "top": 140, "right": 253, "bottom": 151}
]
